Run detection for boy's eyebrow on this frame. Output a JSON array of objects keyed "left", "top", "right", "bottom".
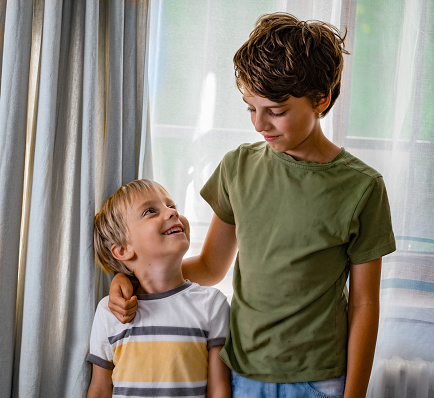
[
  {"left": 132, "top": 199, "right": 153, "bottom": 214},
  {"left": 242, "top": 97, "right": 286, "bottom": 108},
  {"left": 137, "top": 199, "right": 154, "bottom": 208},
  {"left": 135, "top": 197, "right": 175, "bottom": 210}
]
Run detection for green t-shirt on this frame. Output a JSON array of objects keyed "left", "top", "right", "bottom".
[{"left": 200, "top": 142, "right": 396, "bottom": 383}]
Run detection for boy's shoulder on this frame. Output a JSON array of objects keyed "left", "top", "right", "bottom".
[
  {"left": 97, "top": 295, "right": 110, "bottom": 308},
  {"left": 224, "top": 141, "right": 267, "bottom": 157},
  {"left": 92, "top": 295, "right": 116, "bottom": 326},
  {"left": 95, "top": 284, "right": 226, "bottom": 307},
  {"left": 183, "top": 283, "right": 230, "bottom": 316},
  {"left": 187, "top": 282, "right": 228, "bottom": 302},
  {"left": 222, "top": 143, "right": 382, "bottom": 180},
  {"left": 220, "top": 141, "right": 268, "bottom": 171},
  {"left": 339, "top": 150, "right": 383, "bottom": 180},
  {"left": 94, "top": 296, "right": 112, "bottom": 317}
]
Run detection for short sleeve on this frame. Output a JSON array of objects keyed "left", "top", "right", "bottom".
[
  {"left": 347, "top": 176, "right": 396, "bottom": 265},
  {"left": 86, "top": 297, "right": 114, "bottom": 370},
  {"left": 207, "top": 290, "right": 230, "bottom": 350},
  {"left": 200, "top": 154, "right": 236, "bottom": 225}
]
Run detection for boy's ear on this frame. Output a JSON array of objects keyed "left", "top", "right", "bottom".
[
  {"left": 111, "top": 244, "right": 135, "bottom": 261},
  {"left": 314, "top": 91, "right": 332, "bottom": 114}
]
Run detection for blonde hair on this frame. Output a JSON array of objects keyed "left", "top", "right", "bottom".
[{"left": 94, "top": 179, "right": 169, "bottom": 275}]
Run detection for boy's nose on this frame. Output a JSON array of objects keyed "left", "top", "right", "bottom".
[
  {"left": 253, "top": 113, "right": 270, "bottom": 133},
  {"left": 165, "top": 207, "right": 179, "bottom": 219}
]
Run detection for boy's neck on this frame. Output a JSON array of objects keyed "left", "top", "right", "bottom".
[
  {"left": 133, "top": 261, "right": 186, "bottom": 295},
  {"left": 285, "top": 129, "right": 340, "bottom": 163}
]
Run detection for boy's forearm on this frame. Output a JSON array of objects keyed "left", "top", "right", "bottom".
[
  {"left": 182, "top": 255, "right": 225, "bottom": 286},
  {"left": 87, "top": 365, "right": 113, "bottom": 398},
  {"left": 182, "top": 214, "right": 237, "bottom": 286},
  {"left": 207, "top": 346, "right": 231, "bottom": 398},
  {"left": 344, "top": 302, "right": 379, "bottom": 398}
]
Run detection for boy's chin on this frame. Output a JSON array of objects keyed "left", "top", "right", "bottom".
[{"left": 179, "top": 243, "right": 190, "bottom": 257}]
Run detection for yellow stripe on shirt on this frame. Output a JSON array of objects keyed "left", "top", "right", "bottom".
[{"left": 112, "top": 341, "right": 208, "bottom": 383}]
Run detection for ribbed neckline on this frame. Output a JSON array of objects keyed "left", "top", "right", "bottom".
[
  {"left": 136, "top": 280, "right": 192, "bottom": 301},
  {"left": 268, "top": 145, "right": 347, "bottom": 170}
]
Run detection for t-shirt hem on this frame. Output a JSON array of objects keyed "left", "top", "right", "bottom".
[
  {"left": 229, "top": 365, "right": 347, "bottom": 384},
  {"left": 208, "top": 338, "right": 226, "bottom": 350},
  {"left": 349, "top": 240, "right": 396, "bottom": 265},
  {"left": 219, "top": 348, "right": 346, "bottom": 383},
  {"left": 86, "top": 353, "right": 114, "bottom": 370}
]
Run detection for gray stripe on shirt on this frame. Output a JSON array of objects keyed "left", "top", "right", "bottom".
[
  {"left": 113, "top": 386, "right": 207, "bottom": 396},
  {"left": 109, "top": 326, "right": 209, "bottom": 344}
]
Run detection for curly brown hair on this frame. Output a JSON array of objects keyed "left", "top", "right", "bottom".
[{"left": 233, "top": 13, "right": 349, "bottom": 117}]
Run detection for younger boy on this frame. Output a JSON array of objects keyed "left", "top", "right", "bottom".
[{"left": 86, "top": 179, "right": 230, "bottom": 398}]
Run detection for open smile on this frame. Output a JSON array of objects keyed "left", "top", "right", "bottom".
[{"left": 162, "top": 224, "right": 184, "bottom": 235}]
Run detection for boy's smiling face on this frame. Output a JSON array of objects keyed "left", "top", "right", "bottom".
[
  {"left": 121, "top": 189, "right": 190, "bottom": 268},
  {"left": 243, "top": 89, "right": 330, "bottom": 159}
]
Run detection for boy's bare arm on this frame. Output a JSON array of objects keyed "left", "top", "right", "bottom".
[
  {"left": 207, "top": 346, "right": 231, "bottom": 397},
  {"left": 87, "top": 365, "right": 113, "bottom": 398},
  {"left": 182, "top": 214, "right": 237, "bottom": 286},
  {"left": 344, "top": 257, "right": 382, "bottom": 398},
  {"left": 108, "top": 214, "right": 237, "bottom": 322}
]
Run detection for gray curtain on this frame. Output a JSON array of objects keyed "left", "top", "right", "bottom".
[{"left": 0, "top": 0, "right": 152, "bottom": 396}]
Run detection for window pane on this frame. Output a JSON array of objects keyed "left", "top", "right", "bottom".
[{"left": 348, "top": 0, "right": 405, "bottom": 140}]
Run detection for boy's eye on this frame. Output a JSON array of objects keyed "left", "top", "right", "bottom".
[
  {"left": 270, "top": 110, "right": 286, "bottom": 117},
  {"left": 143, "top": 208, "right": 156, "bottom": 216},
  {"left": 247, "top": 107, "right": 285, "bottom": 117}
]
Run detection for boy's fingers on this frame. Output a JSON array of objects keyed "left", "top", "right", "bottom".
[
  {"left": 124, "top": 296, "right": 138, "bottom": 312},
  {"left": 108, "top": 296, "right": 138, "bottom": 323},
  {"left": 119, "top": 313, "right": 136, "bottom": 323},
  {"left": 111, "top": 273, "right": 134, "bottom": 299},
  {"left": 120, "top": 282, "right": 134, "bottom": 301},
  {"left": 112, "top": 310, "right": 136, "bottom": 324},
  {"left": 109, "top": 275, "right": 134, "bottom": 305},
  {"left": 114, "top": 311, "right": 136, "bottom": 324},
  {"left": 108, "top": 274, "right": 138, "bottom": 323},
  {"left": 108, "top": 294, "right": 138, "bottom": 313}
]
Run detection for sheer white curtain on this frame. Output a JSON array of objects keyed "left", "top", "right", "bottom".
[
  {"left": 0, "top": 0, "right": 151, "bottom": 396},
  {"left": 148, "top": 0, "right": 434, "bottom": 396},
  {"left": 349, "top": 0, "right": 434, "bottom": 396},
  {"left": 148, "top": 0, "right": 357, "bottom": 291}
]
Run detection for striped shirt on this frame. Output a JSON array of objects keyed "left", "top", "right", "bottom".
[{"left": 87, "top": 281, "right": 229, "bottom": 397}]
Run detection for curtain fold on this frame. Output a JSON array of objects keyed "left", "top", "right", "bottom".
[
  {"left": 0, "top": 0, "right": 33, "bottom": 394},
  {"left": 0, "top": 0, "right": 152, "bottom": 396}
]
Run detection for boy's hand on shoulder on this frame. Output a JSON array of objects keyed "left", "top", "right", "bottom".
[{"left": 108, "top": 273, "right": 138, "bottom": 323}]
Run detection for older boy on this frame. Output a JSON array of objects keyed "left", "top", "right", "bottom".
[
  {"left": 86, "top": 179, "right": 230, "bottom": 398},
  {"left": 108, "top": 14, "right": 395, "bottom": 397}
]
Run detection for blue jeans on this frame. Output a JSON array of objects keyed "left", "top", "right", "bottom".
[{"left": 231, "top": 372, "right": 346, "bottom": 398}]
